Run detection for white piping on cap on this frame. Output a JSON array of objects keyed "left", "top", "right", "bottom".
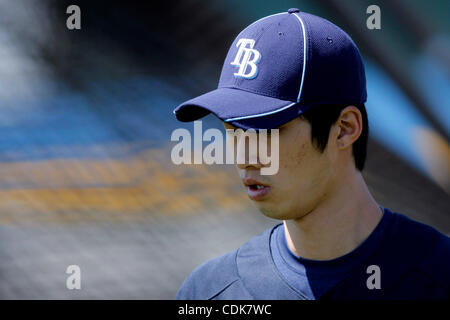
[
  {"left": 293, "top": 12, "right": 307, "bottom": 103},
  {"left": 224, "top": 102, "right": 297, "bottom": 122},
  {"left": 224, "top": 12, "right": 308, "bottom": 122}
]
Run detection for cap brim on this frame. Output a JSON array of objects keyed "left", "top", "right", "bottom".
[{"left": 173, "top": 88, "right": 304, "bottom": 130}]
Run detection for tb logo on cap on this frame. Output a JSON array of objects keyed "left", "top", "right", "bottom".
[{"left": 230, "top": 38, "right": 261, "bottom": 79}]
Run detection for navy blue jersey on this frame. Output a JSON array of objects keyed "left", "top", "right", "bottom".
[
  {"left": 269, "top": 207, "right": 395, "bottom": 299},
  {"left": 176, "top": 208, "right": 450, "bottom": 300}
]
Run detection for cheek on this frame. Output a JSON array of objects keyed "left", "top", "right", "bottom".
[
  {"left": 278, "top": 139, "right": 331, "bottom": 194},
  {"left": 273, "top": 143, "right": 332, "bottom": 218},
  {"left": 279, "top": 139, "right": 309, "bottom": 175}
]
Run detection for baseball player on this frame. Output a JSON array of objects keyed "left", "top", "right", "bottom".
[{"left": 173, "top": 9, "right": 450, "bottom": 299}]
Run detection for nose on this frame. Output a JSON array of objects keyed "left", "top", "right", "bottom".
[
  {"left": 236, "top": 160, "right": 263, "bottom": 170},
  {"left": 228, "top": 130, "right": 264, "bottom": 169}
]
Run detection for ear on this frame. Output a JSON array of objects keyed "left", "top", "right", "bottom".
[{"left": 335, "top": 106, "right": 363, "bottom": 150}]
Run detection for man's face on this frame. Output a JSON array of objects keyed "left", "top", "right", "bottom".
[{"left": 224, "top": 117, "right": 337, "bottom": 220}]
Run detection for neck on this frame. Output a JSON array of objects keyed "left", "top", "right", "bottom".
[{"left": 284, "top": 171, "right": 383, "bottom": 261}]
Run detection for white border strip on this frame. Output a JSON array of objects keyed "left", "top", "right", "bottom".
[
  {"left": 224, "top": 102, "right": 297, "bottom": 122},
  {"left": 292, "top": 13, "right": 307, "bottom": 103}
]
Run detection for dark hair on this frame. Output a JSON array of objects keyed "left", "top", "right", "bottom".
[{"left": 300, "top": 104, "right": 369, "bottom": 171}]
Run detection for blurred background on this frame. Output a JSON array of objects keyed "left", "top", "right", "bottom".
[{"left": 0, "top": 0, "right": 448, "bottom": 299}]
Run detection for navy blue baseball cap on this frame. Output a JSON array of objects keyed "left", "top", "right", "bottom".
[{"left": 173, "top": 9, "right": 366, "bottom": 130}]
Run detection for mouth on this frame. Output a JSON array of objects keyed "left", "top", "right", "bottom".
[{"left": 242, "top": 178, "right": 271, "bottom": 201}]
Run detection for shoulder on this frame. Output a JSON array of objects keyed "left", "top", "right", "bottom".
[
  {"left": 387, "top": 209, "right": 450, "bottom": 291},
  {"left": 416, "top": 231, "right": 450, "bottom": 291},
  {"left": 387, "top": 209, "right": 446, "bottom": 248},
  {"left": 175, "top": 226, "right": 275, "bottom": 300},
  {"left": 175, "top": 249, "right": 239, "bottom": 300}
]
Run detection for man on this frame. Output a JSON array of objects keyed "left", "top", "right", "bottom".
[{"left": 172, "top": 9, "right": 450, "bottom": 299}]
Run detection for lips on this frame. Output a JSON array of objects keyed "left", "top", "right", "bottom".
[{"left": 242, "top": 177, "right": 271, "bottom": 201}]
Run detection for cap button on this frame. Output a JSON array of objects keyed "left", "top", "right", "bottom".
[{"left": 288, "top": 8, "right": 300, "bottom": 14}]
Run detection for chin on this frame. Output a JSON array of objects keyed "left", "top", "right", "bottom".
[
  {"left": 257, "top": 202, "right": 311, "bottom": 221},
  {"left": 258, "top": 205, "right": 290, "bottom": 221}
]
